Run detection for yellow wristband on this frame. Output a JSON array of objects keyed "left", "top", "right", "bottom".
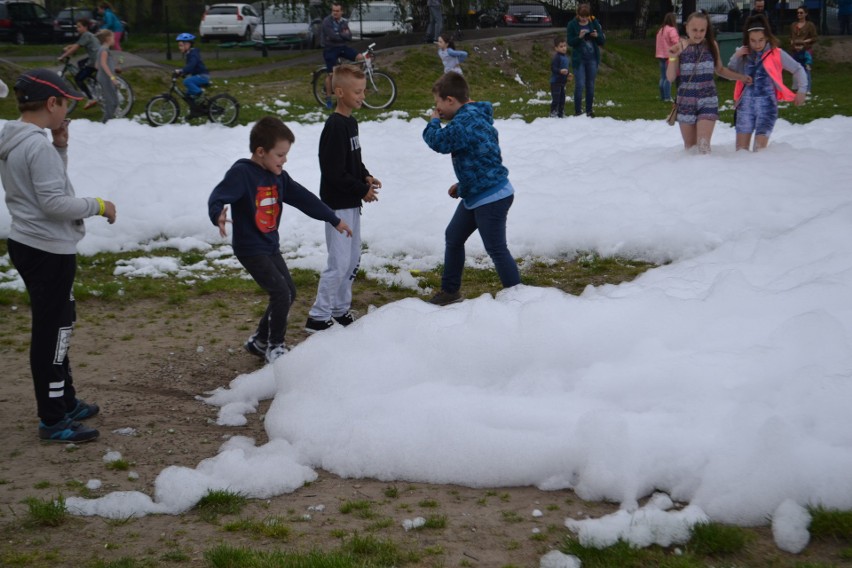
[
  {"left": 668, "top": 56, "right": 677, "bottom": 62},
  {"left": 96, "top": 197, "right": 105, "bottom": 216}
]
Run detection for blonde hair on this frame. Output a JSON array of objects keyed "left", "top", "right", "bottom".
[
  {"left": 331, "top": 64, "right": 365, "bottom": 91},
  {"left": 96, "top": 29, "right": 114, "bottom": 44}
]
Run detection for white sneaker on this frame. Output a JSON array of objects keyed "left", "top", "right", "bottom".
[{"left": 265, "top": 344, "right": 289, "bottom": 363}]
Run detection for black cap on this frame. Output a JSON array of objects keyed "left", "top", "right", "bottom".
[{"left": 15, "top": 69, "right": 83, "bottom": 103}]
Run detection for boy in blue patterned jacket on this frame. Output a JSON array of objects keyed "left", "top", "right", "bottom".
[{"left": 422, "top": 72, "right": 521, "bottom": 306}]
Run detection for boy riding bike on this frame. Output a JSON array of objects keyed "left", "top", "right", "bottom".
[{"left": 174, "top": 33, "right": 211, "bottom": 118}]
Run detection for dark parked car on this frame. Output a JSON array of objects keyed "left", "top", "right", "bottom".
[
  {"left": 502, "top": 2, "right": 552, "bottom": 26},
  {"left": 53, "top": 7, "right": 97, "bottom": 41},
  {"left": 0, "top": 0, "right": 57, "bottom": 45}
]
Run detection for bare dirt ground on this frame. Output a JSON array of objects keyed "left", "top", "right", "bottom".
[{"left": 1, "top": 287, "right": 846, "bottom": 567}]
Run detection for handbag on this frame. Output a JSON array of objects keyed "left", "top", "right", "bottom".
[{"left": 666, "top": 103, "right": 678, "bottom": 125}]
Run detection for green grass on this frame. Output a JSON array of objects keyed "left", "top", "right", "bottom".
[
  {"left": 22, "top": 494, "right": 67, "bottom": 528},
  {"left": 193, "top": 489, "right": 248, "bottom": 521},
  {"left": 809, "top": 506, "right": 852, "bottom": 542}
]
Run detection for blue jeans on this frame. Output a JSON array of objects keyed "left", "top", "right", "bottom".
[
  {"left": 183, "top": 74, "right": 210, "bottom": 97},
  {"left": 442, "top": 194, "right": 520, "bottom": 293},
  {"left": 658, "top": 57, "right": 671, "bottom": 101},
  {"left": 573, "top": 56, "right": 598, "bottom": 115}
]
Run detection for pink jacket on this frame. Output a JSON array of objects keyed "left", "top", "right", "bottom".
[{"left": 655, "top": 25, "right": 680, "bottom": 58}]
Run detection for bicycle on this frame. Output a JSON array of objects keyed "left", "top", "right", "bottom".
[
  {"left": 312, "top": 42, "right": 397, "bottom": 110},
  {"left": 144, "top": 72, "right": 240, "bottom": 127},
  {"left": 58, "top": 56, "right": 134, "bottom": 118}
]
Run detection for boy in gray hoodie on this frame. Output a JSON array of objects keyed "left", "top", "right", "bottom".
[{"left": 0, "top": 69, "right": 117, "bottom": 443}]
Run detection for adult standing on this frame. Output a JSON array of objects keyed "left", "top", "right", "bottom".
[
  {"left": 320, "top": 2, "right": 362, "bottom": 109},
  {"left": 655, "top": 12, "right": 680, "bottom": 102},
  {"left": 567, "top": 3, "right": 605, "bottom": 117},
  {"left": 839, "top": 0, "right": 852, "bottom": 35},
  {"left": 426, "top": 0, "right": 444, "bottom": 44},
  {"left": 98, "top": 2, "right": 124, "bottom": 51},
  {"left": 790, "top": 7, "right": 817, "bottom": 91}
]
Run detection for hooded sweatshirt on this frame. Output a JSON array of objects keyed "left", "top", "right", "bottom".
[
  {"left": 422, "top": 101, "right": 509, "bottom": 206},
  {"left": 0, "top": 121, "right": 100, "bottom": 255}
]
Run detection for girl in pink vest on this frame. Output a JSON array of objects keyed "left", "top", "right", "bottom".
[{"left": 727, "top": 15, "right": 807, "bottom": 152}]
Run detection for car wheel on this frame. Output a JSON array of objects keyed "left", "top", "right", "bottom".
[{"left": 243, "top": 27, "right": 252, "bottom": 42}]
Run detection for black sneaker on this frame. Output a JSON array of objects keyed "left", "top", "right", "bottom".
[
  {"left": 243, "top": 334, "right": 267, "bottom": 359},
  {"left": 39, "top": 418, "right": 99, "bottom": 443},
  {"left": 429, "top": 290, "right": 463, "bottom": 306},
  {"left": 332, "top": 311, "right": 356, "bottom": 327},
  {"left": 66, "top": 399, "right": 99, "bottom": 421},
  {"left": 305, "top": 317, "right": 334, "bottom": 333}
]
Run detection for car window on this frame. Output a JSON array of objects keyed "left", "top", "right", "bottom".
[
  {"left": 33, "top": 3, "right": 50, "bottom": 18},
  {"left": 9, "top": 3, "right": 35, "bottom": 18},
  {"left": 243, "top": 6, "right": 257, "bottom": 17},
  {"left": 264, "top": 5, "right": 308, "bottom": 23},
  {"left": 509, "top": 4, "right": 547, "bottom": 14},
  {"left": 208, "top": 6, "right": 238, "bottom": 15},
  {"left": 352, "top": 5, "right": 399, "bottom": 20}
]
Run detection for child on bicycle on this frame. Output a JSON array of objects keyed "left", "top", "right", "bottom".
[
  {"left": 208, "top": 116, "right": 352, "bottom": 364},
  {"left": 95, "top": 29, "right": 119, "bottom": 122},
  {"left": 175, "top": 32, "right": 210, "bottom": 118},
  {"left": 306, "top": 64, "right": 381, "bottom": 333},
  {"left": 57, "top": 18, "right": 99, "bottom": 109},
  {"left": 422, "top": 72, "right": 521, "bottom": 305}
]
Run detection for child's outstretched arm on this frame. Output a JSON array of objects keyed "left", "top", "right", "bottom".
[
  {"left": 422, "top": 112, "right": 466, "bottom": 154},
  {"left": 282, "top": 174, "right": 353, "bottom": 236},
  {"left": 216, "top": 206, "right": 231, "bottom": 237}
]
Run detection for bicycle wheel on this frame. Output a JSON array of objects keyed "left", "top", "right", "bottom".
[
  {"left": 362, "top": 71, "right": 397, "bottom": 110},
  {"left": 115, "top": 76, "right": 134, "bottom": 118},
  {"left": 312, "top": 68, "right": 331, "bottom": 107},
  {"left": 145, "top": 95, "right": 180, "bottom": 127},
  {"left": 208, "top": 94, "right": 240, "bottom": 126}
]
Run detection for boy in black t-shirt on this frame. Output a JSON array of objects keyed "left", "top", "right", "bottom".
[{"left": 306, "top": 65, "right": 381, "bottom": 333}]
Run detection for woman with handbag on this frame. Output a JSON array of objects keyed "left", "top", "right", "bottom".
[{"left": 667, "top": 12, "right": 751, "bottom": 154}]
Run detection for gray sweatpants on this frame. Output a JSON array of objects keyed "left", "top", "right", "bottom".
[{"left": 309, "top": 207, "right": 361, "bottom": 320}]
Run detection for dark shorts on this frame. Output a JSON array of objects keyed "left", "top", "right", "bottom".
[{"left": 323, "top": 46, "right": 359, "bottom": 72}]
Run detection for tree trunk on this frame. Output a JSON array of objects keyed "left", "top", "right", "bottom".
[{"left": 632, "top": 0, "right": 650, "bottom": 39}]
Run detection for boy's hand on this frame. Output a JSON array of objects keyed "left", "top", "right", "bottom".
[
  {"left": 51, "top": 119, "right": 70, "bottom": 148},
  {"left": 102, "top": 200, "right": 117, "bottom": 224},
  {"left": 448, "top": 183, "right": 459, "bottom": 199},
  {"left": 364, "top": 176, "right": 381, "bottom": 203},
  {"left": 430, "top": 107, "right": 441, "bottom": 120},
  {"left": 217, "top": 206, "right": 231, "bottom": 237},
  {"left": 335, "top": 219, "right": 353, "bottom": 237},
  {"left": 794, "top": 90, "right": 807, "bottom": 106},
  {"left": 561, "top": 68, "right": 569, "bottom": 75}
]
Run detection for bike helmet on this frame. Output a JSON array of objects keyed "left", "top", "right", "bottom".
[{"left": 176, "top": 33, "right": 196, "bottom": 42}]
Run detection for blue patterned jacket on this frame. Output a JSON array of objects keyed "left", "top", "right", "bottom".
[{"left": 422, "top": 101, "right": 509, "bottom": 205}]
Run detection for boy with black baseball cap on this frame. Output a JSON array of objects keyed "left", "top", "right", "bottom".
[{"left": 0, "top": 69, "right": 117, "bottom": 443}]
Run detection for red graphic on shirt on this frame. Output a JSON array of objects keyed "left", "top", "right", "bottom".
[{"left": 255, "top": 185, "right": 280, "bottom": 233}]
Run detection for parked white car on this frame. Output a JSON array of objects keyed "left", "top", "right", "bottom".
[
  {"left": 251, "top": 3, "right": 325, "bottom": 49},
  {"left": 348, "top": 2, "right": 413, "bottom": 39},
  {"left": 198, "top": 3, "right": 260, "bottom": 42}
]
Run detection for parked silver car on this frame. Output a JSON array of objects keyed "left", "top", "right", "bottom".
[{"left": 348, "top": 2, "right": 413, "bottom": 39}]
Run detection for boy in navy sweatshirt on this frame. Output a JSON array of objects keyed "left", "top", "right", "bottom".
[
  {"left": 422, "top": 72, "right": 520, "bottom": 305},
  {"left": 208, "top": 116, "right": 352, "bottom": 363}
]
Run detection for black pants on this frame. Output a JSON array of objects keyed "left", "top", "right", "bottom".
[
  {"left": 75, "top": 60, "right": 96, "bottom": 99},
  {"left": 550, "top": 83, "right": 566, "bottom": 117},
  {"left": 238, "top": 253, "right": 296, "bottom": 346},
  {"left": 8, "top": 239, "right": 78, "bottom": 425}
]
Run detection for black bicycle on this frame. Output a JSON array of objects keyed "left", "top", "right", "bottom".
[
  {"left": 312, "top": 43, "right": 397, "bottom": 110},
  {"left": 58, "top": 56, "right": 135, "bottom": 118},
  {"left": 145, "top": 72, "right": 240, "bottom": 127}
]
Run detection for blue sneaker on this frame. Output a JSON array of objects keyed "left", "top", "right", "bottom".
[
  {"left": 39, "top": 418, "right": 99, "bottom": 443},
  {"left": 66, "top": 399, "right": 99, "bottom": 421}
]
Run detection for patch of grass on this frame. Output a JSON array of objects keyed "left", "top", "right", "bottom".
[
  {"left": 105, "top": 459, "right": 131, "bottom": 471},
  {"left": 809, "top": 506, "right": 852, "bottom": 542},
  {"left": 223, "top": 516, "right": 291, "bottom": 539},
  {"left": 32, "top": 481, "right": 50, "bottom": 490},
  {"left": 193, "top": 489, "right": 248, "bottom": 521},
  {"left": 418, "top": 497, "right": 440, "bottom": 508},
  {"left": 22, "top": 494, "right": 67, "bottom": 527},
  {"left": 340, "top": 499, "right": 378, "bottom": 519},
  {"left": 341, "top": 533, "right": 420, "bottom": 565},
  {"left": 563, "top": 538, "right": 701, "bottom": 568},
  {"left": 384, "top": 485, "right": 399, "bottom": 499},
  {"left": 423, "top": 514, "right": 448, "bottom": 529},
  {"left": 687, "top": 522, "right": 751, "bottom": 556}
]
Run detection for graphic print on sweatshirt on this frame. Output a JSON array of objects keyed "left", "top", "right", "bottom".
[
  {"left": 350, "top": 135, "right": 361, "bottom": 152},
  {"left": 255, "top": 185, "right": 280, "bottom": 233}
]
